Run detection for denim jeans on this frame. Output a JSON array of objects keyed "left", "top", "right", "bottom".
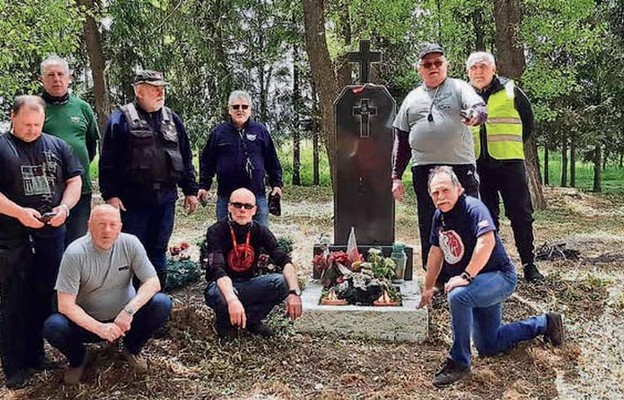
[
  {"left": 65, "top": 192, "right": 92, "bottom": 247},
  {"left": 217, "top": 194, "right": 269, "bottom": 227},
  {"left": 204, "top": 273, "right": 287, "bottom": 327},
  {"left": 43, "top": 293, "right": 172, "bottom": 366},
  {"left": 121, "top": 199, "right": 176, "bottom": 286},
  {"left": 447, "top": 270, "right": 548, "bottom": 367}
]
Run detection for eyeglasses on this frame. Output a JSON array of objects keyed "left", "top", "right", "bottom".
[
  {"left": 231, "top": 104, "right": 250, "bottom": 110},
  {"left": 421, "top": 60, "right": 444, "bottom": 69},
  {"left": 230, "top": 202, "right": 255, "bottom": 210}
]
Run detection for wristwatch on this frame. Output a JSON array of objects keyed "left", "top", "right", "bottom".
[
  {"left": 124, "top": 306, "right": 135, "bottom": 316},
  {"left": 288, "top": 288, "right": 302, "bottom": 296}
]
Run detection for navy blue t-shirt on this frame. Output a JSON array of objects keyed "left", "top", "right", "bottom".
[
  {"left": 0, "top": 132, "right": 83, "bottom": 239},
  {"left": 430, "top": 194, "right": 514, "bottom": 277}
]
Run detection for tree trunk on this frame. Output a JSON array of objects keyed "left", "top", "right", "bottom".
[
  {"left": 493, "top": 0, "right": 525, "bottom": 79},
  {"left": 302, "top": 0, "right": 340, "bottom": 189},
  {"left": 76, "top": 0, "right": 109, "bottom": 128},
  {"left": 494, "top": 0, "right": 544, "bottom": 208},
  {"left": 524, "top": 138, "right": 546, "bottom": 209},
  {"left": 593, "top": 144, "right": 602, "bottom": 192},
  {"left": 603, "top": 146, "right": 609, "bottom": 170},
  {"left": 561, "top": 138, "right": 568, "bottom": 187},
  {"left": 472, "top": 8, "right": 486, "bottom": 51},
  {"left": 570, "top": 134, "right": 576, "bottom": 187},
  {"left": 544, "top": 145, "right": 549, "bottom": 185},
  {"left": 292, "top": 46, "right": 301, "bottom": 186},
  {"left": 311, "top": 81, "right": 320, "bottom": 186}
]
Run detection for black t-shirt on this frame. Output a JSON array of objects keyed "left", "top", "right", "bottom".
[
  {"left": 0, "top": 132, "right": 83, "bottom": 239},
  {"left": 203, "top": 219, "right": 291, "bottom": 283}
]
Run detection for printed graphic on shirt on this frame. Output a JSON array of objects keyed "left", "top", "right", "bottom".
[
  {"left": 478, "top": 219, "right": 490, "bottom": 229},
  {"left": 21, "top": 150, "right": 58, "bottom": 197},
  {"left": 439, "top": 229, "right": 465, "bottom": 264},
  {"left": 70, "top": 116, "right": 81, "bottom": 124}
]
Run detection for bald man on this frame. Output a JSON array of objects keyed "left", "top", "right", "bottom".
[
  {"left": 203, "top": 188, "right": 302, "bottom": 341},
  {"left": 43, "top": 204, "right": 172, "bottom": 385}
]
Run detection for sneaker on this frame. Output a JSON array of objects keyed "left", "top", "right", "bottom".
[
  {"left": 122, "top": 350, "right": 148, "bottom": 373},
  {"left": 5, "top": 369, "right": 32, "bottom": 390},
  {"left": 64, "top": 351, "right": 89, "bottom": 385},
  {"left": 523, "top": 263, "right": 544, "bottom": 282},
  {"left": 432, "top": 358, "right": 470, "bottom": 387},
  {"left": 544, "top": 313, "right": 565, "bottom": 346},
  {"left": 247, "top": 322, "right": 274, "bottom": 337}
]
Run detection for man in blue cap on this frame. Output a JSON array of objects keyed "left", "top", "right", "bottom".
[
  {"left": 391, "top": 43, "right": 487, "bottom": 285},
  {"left": 99, "top": 70, "right": 199, "bottom": 288}
]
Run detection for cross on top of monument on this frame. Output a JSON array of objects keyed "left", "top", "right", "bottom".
[{"left": 347, "top": 40, "right": 381, "bottom": 85}]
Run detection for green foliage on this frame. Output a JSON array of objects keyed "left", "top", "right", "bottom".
[
  {"left": 0, "top": 0, "right": 83, "bottom": 112},
  {"left": 165, "top": 258, "right": 201, "bottom": 291},
  {"left": 276, "top": 236, "right": 294, "bottom": 256}
]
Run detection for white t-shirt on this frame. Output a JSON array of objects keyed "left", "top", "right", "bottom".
[
  {"left": 393, "top": 78, "right": 485, "bottom": 165},
  {"left": 55, "top": 233, "right": 157, "bottom": 321}
]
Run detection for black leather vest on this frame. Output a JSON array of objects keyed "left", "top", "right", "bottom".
[{"left": 120, "top": 103, "right": 184, "bottom": 190}]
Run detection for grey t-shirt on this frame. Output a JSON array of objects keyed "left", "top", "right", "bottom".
[
  {"left": 55, "top": 233, "right": 157, "bottom": 321},
  {"left": 393, "top": 78, "right": 485, "bottom": 165}
]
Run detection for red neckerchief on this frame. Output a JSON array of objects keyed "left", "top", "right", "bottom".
[{"left": 227, "top": 224, "right": 255, "bottom": 272}]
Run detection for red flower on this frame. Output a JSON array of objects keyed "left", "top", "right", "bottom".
[{"left": 180, "top": 242, "right": 190, "bottom": 250}]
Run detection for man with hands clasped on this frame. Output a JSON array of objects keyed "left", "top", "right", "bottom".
[
  {"left": 43, "top": 205, "right": 172, "bottom": 385},
  {"left": 418, "top": 166, "right": 565, "bottom": 388}
]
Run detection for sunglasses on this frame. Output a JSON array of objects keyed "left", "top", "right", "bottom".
[
  {"left": 230, "top": 202, "right": 255, "bottom": 210},
  {"left": 231, "top": 104, "right": 250, "bottom": 110},
  {"left": 421, "top": 60, "right": 444, "bottom": 69}
]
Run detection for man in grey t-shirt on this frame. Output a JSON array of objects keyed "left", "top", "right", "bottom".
[
  {"left": 391, "top": 43, "right": 487, "bottom": 284},
  {"left": 43, "top": 204, "right": 172, "bottom": 385}
]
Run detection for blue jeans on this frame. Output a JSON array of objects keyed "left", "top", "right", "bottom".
[
  {"left": 121, "top": 199, "right": 175, "bottom": 285},
  {"left": 204, "top": 273, "right": 287, "bottom": 327},
  {"left": 447, "top": 270, "right": 548, "bottom": 367},
  {"left": 43, "top": 293, "right": 172, "bottom": 366},
  {"left": 217, "top": 194, "right": 269, "bottom": 227},
  {"left": 65, "top": 192, "right": 92, "bottom": 247}
]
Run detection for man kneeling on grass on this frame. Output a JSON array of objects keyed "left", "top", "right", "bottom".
[
  {"left": 418, "top": 166, "right": 565, "bottom": 387},
  {"left": 203, "top": 188, "right": 302, "bottom": 341},
  {"left": 43, "top": 204, "right": 172, "bottom": 385}
]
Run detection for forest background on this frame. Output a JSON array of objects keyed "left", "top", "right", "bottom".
[{"left": 0, "top": 0, "right": 623, "bottom": 199}]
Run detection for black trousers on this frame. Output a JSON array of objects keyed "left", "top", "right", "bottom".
[
  {"left": 477, "top": 160, "right": 535, "bottom": 265},
  {"left": 0, "top": 230, "right": 65, "bottom": 378},
  {"left": 412, "top": 163, "right": 480, "bottom": 278}
]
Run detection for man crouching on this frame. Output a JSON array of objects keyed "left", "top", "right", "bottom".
[
  {"left": 203, "top": 188, "right": 302, "bottom": 341},
  {"left": 419, "top": 166, "right": 565, "bottom": 387},
  {"left": 43, "top": 204, "right": 172, "bottom": 384}
]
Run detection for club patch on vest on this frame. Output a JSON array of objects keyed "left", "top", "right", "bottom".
[{"left": 439, "top": 229, "right": 465, "bottom": 265}]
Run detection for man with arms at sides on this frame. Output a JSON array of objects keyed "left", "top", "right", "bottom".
[
  {"left": 40, "top": 55, "right": 100, "bottom": 246},
  {"left": 391, "top": 43, "right": 487, "bottom": 285},
  {"left": 203, "top": 188, "right": 302, "bottom": 341},
  {"left": 199, "top": 90, "right": 283, "bottom": 226},
  {"left": 0, "top": 95, "right": 82, "bottom": 389},
  {"left": 43, "top": 204, "right": 172, "bottom": 385},
  {"left": 467, "top": 51, "right": 544, "bottom": 282},
  {"left": 418, "top": 166, "right": 564, "bottom": 387},
  {"left": 99, "top": 70, "right": 199, "bottom": 288}
]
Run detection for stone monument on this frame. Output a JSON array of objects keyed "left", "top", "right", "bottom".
[{"left": 313, "top": 39, "right": 413, "bottom": 279}]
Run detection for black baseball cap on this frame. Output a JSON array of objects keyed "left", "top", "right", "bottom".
[{"left": 133, "top": 70, "right": 168, "bottom": 86}]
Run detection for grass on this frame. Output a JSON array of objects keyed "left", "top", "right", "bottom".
[{"left": 90, "top": 141, "right": 624, "bottom": 195}]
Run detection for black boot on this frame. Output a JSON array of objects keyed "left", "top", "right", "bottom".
[{"left": 523, "top": 263, "right": 544, "bottom": 282}]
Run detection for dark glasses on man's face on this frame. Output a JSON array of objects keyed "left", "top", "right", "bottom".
[
  {"left": 230, "top": 202, "right": 255, "bottom": 210},
  {"left": 421, "top": 60, "right": 444, "bottom": 69},
  {"left": 231, "top": 104, "right": 249, "bottom": 110}
]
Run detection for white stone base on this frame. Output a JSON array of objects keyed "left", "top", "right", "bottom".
[{"left": 294, "top": 279, "right": 428, "bottom": 343}]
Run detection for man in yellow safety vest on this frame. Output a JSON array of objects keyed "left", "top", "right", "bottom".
[{"left": 466, "top": 51, "right": 544, "bottom": 282}]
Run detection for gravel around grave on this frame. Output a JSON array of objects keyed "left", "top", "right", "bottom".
[{"left": 2, "top": 186, "right": 623, "bottom": 399}]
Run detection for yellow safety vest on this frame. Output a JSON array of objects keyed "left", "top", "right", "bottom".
[{"left": 473, "top": 81, "right": 524, "bottom": 160}]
